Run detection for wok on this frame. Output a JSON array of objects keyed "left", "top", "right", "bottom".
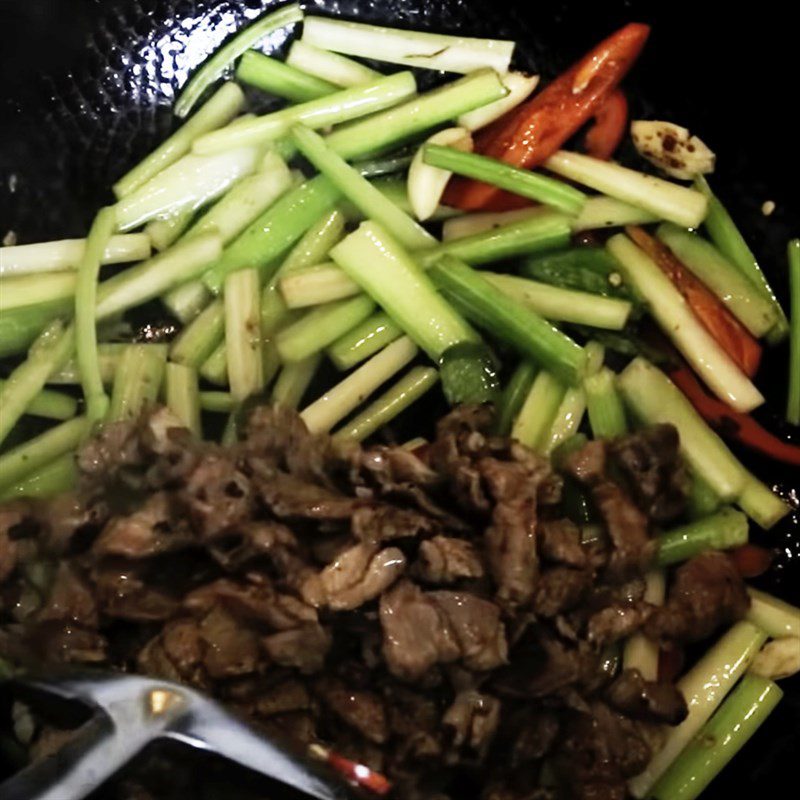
[{"left": 0, "top": 0, "right": 797, "bottom": 797}]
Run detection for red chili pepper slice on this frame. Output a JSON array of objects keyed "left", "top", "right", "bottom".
[
  {"left": 443, "top": 22, "right": 650, "bottom": 211},
  {"left": 729, "top": 544, "right": 774, "bottom": 578},
  {"left": 669, "top": 366, "right": 800, "bottom": 466},
  {"left": 584, "top": 89, "right": 629, "bottom": 160},
  {"left": 626, "top": 226, "right": 762, "bottom": 377}
]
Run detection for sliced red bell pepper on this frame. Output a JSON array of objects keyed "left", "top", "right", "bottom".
[
  {"left": 443, "top": 22, "right": 650, "bottom": 211},
  {"left": 585, "top": 89, "right": 629, "bottom": 160},
  {"left": 626, "top": 226, "right": 762, "bottom": 377},
  {"left": 729, "top": 544, "right": 774, "bottom": 578},
  {"left": 669, "top": 365, "right": 800, "bottom": 466}
]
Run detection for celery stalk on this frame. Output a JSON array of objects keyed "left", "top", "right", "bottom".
[
  {"left": 286, "top": 40, "right": 381, "bottom": 87},
  {"left": 327, "top": 312, "right": 403, "bottom": 371},
  {"left": 272, "top": 354, "right": 321, "bottom": 410},
  {"left": 224, "top": 268, "right": 264, "bottom": 402},
  {"left": 236, "top": 50, "right": 337, "bottom": 102},
  {"left": 107, "top": 345, "right": 167, "bottom": 422},
  {"left": 165, "top": 362, "right": 202, "bottom": 436}
]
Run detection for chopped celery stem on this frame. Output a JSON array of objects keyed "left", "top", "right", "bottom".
[
  {"left": 236, "top": 50, "right": 337, "bottom": 103},
  {"left": 787, "top": 239, "right": 800, "bottom": 424},
  {"left": 327, "top": 312, "right": 403, "bottom": 371},
  {"left": 494, "top": 361, "right": 537, "bottom": 436},
  {"left": 107, "top": 345, "right": 167, "bottom": 422},
  {"left": 656, "top": 507, "right": 749, "bottom": 566}
]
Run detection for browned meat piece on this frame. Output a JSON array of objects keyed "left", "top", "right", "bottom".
[
  {"left": 255, "top": 680, "right": 311, "bottom": 718},
  {"left": 587, "top": 602, "right": 653, "bottom": 647},
  {"left": 35, "top": 492, "right": 107, "bottom": 555},
  {"left": 538, "top": 519, "right": 587, "bottom": 568},
  {"left": 564, "top": 439, "right": 607, "bottom": 483},
  {"left": 205, "top": 520, "right": 301, "bottom": 573},
  {"left": 609, "top": 424, "right": 688, "bottom": 522},
  {"left": 77, "top": 417, "right": 143, "bottom": 478},
  {"left": 482, "top": 458, "right": 545, "bottom": 610},
  {"left": 262, "top": 624, "right": 331, "bottom": 673},
  {"left": 317, "top": 676, "right": 389, "bottom": 743},
  {"left": 179, "top": 453, "right": 254, "bottom": 538},
  {"left": 605, "top": 669, "right": 687, "bottom": 725},
  {"left": 198, "top": 605, "right": 260, "bottom": 679},
  {"left": 302, "top": 542, "right": 406, "bottom": 611},
  {"left": 0, "top": 504, "right": 25, "bottom": 582},
  {"left": 552, "top": 703, "right": 653, "bottom": 800},
  {"left": 414, "top": 536, "right": 485, "bottom": 584},
  {"left": 431, "top": 591, "right": 508, "bottom": 672},
  {"left": 92, "top": 564, "right": 180, "bottom": 621},
  {"left": 533, "top": 567, "right": 592, "bottom": 618},
  {"left": 92, "top": 492, "right": 192, "bottom": 559},
  {"left": 351, "top": 504, "right": 438, "bottom": 543},
  {"left": 646, "top": 551, "right": 750, "bottom": 642},
  {"left": 255, "top": 471, "right": 363, "bottom": 520},
  {"left": 380, "top": 580, "right": 461, "bottom": 681},
  {"left": 442, "top": 690, "right": 501, "bottom": 758},
  {"left": 184, "top": 577, "right": 317, "bottom": 631},
  {"left": 359, "top": 446, "right": 441, "bottom": 489},
  {"left": 510, "top": 709, "right": 560, "bottom": 765},
  {"left": 36, "top": 563, "right": 98, "bottom": 627},
  {"left": 25, "top": 620, "right": 107, "bottom": 664},
  {"left": 161, "top": 617, "right": 204, "bottom": 679}
]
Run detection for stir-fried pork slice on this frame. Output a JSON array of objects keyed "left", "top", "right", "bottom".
[
  {"left": 414, "top": 536, "right": 485, "bottom": 584},
  {"left": 533, "top": 567, "right": 592, "bottom": 618},
  {"left": 604, "top": 668, "right": 687, "bottom": 725},
  {"left": 36, "top": 563, "right": 98, "bottom": 627},
  {"left": 302, "top": 542, "right": 406, "bottom": 611},
  {"left": 198, "top": 605, "right": 261, "bottom": 679},
  {"left": 255, "top": 471, "right": 364, "bottom": 521},
  {"left": 538, "top": 519, "right": 587, "bottom": 568},
  {"left": 442, "top": 690, "right": 501, "bottom": 758},
  {"left": 646, "top": 551, "right": 750, "bottom": 642},
  {"left": 351, "top": 504, "right": 439, "bottom": 543},
  {"left": 316, "top": 676, "right": 389, "bottom": 744},
  {"left": 0, "top": 505, "right": 25, "bottom": 582},
  {"left": 92, "top": 564, "right": 180, "bottom": 621},
  {"left": 261, "top": 624, "right": 331, "bottom": 673},
  {"left": 587, "top": 601, "right": 653, "bottom": 647}
]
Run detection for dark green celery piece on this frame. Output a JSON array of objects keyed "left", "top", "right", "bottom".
[{"left": 439, "top": 342, "right": 500, "bottom": 405}]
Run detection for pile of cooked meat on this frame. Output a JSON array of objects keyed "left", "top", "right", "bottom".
[{"left": 0, "top": 404, "right": 752, "bottom": 800}]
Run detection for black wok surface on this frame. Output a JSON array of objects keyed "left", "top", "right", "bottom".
[{"left": 0, "top": 1, "right": 797, "bottom": 797}]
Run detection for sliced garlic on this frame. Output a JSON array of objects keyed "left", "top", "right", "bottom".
[
  {"left": 750, "top": 637, "right": 800, "bottom": 681},
  {"left": 458, "top": 71, "right": 540, "bottom": 132},
  {"left": 407, "top": 127, "right": 473, "bottom": 221},
  {"left": 631, "top": 120, "right": 716, "bottom": 180}
]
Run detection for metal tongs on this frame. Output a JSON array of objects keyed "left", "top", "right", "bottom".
[{"left": 0, "top": 669, "right": 352, "bottom": 800}]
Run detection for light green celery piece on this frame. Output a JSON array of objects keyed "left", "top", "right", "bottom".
[
  {"left": 292, "top": 125, "right": 436, "bottom": 250},
  {"left": 193, "top": 72, "right": 417, "bottom": 154},
  {"left": 657, "top": 507, "right": 749, "bottom": 567},
  {"left": 325, "top": 69, "right": 508, "bottom": 160},
  {"left": 200, "top": 341, "right": 229, "bottom": 386},
  {"left": 430, "top": 257, "right": 587, "bottom": 386},
  {"left": 787, "top": 239, "right": 800, "bottom": 423},
  {"left": 300, "top": 336, "right": 418, "bottom": 434},
  {"left": 484, "top": 273, "right": 632, "bottom": 330},
  {"left": 75, "top": 206, "right": 116, "bottom": 424},
  {"left": 423, "top": 144, "right": 586, "bottom": 216},
  {"left": 115, "top": 82, "right": 245, "bottom": 197},
  {"left": 236, "top": 50, "right": 337, "bottom": 103},
  {"left": 48, "top": 344, "right": 162, "bottom": 386},
  {"left": 687, "top": 471, "right": 721, "bottom": 519},
  {"left": 174, "top": 4, "right": 303, "bottom": 118},
  {"left": 301, "top": 16, "right": 514, "bottom": 74},
  {"left": 585, "top": 367, "right": 628, "bottom": 439},
  {"left": 96, "top": 233, "right": 222, "bottom": 321},
  {"left": 0, "top": 453, "right": 78, "bottom": 502},
  {"left": 330, "top": 221, "right": 479, "bottom": 361},
  {"left": 494, "top": 361, "right": 537, "bottom": 437},
  {"left": 618, "top": 357, "right": 746, "bottom": 502},
  {"left": 747, "top": 589, "right": 800, "bottom": 639},
  {"left": 327, "top": 312, "right": 403, "bottom": 371},
  {"left": 0, "top": 300, "right": 68, "bottom": 361},
  {"left": 621, "top": 570, "right": 665, "bottom": 681},
  {"left": 546, "top": 150, "right": 708, "bottom": 229},
  {"left": 107, "top": 345, "right": 167, "bottom": 422},
  {"left": 0, "top": 381, "right": 77, "bottom": 420},
  {"left": 114, "top": 146, "right": 262, "bottom": 232},
  {"left": 0, "top": 321, "right": 75, "bottom": 448},
  {"left": 511, "top": 371, "right": 565, "bottom": 452},
  {"left": 417, "top": 212, "right": 571, "bottom": 268},
  {"left": 0, "top": 272, "right": 77, "bottom": 312},
  {"left": 224, "top": 268, "right": 264, "bottom": 402},
  {"left": 342, "top": 175, "right": 460, "bottom": 221},
  {"left": 0, "top": 233, "right": 151, "bottom": 275},
  {"left": 657, "top": 223, "right": 778, "bottom": 338},
  {"left": 650, "top": 674, "right": 782, "bottom": 800},
  {"left": 146, "top": 210, "right": 195, "bottom": 252},
  {"left": 170, "top": 299, "right": 225, "bottom": 367},
  {"left": 286, "top": 40, "right": 381, "bottom": 88},
  {"left": 276, "top": 295, "right": 376, "bottom": 363},
  {"left": 608, "top": 234, "right": 764, "bottom": 413},
  {"left": 628, "top": 621, "right": 767, "bottom": 798},
  {"left": 162, "top": 281, "right": 213, "bottom": 325},
  {"left": 572, "top": 195, "right": 659, "bottom": 231},
  {"left": 0, "top": 416, "right": 90, "bottom": 493},
  {"left": 334, "top": 366, "right": 439, "bottom": 442},
  {"left": 737, "top": 474, "right": 791, "bottom": 530},
  {"left": 696, "top": 175, "right": 789, "bottom": 342},
  {"left": 272, "top": 354, "right": 322, "bottom": 410},
  {"left": 165, "top": 362, "right": 202, "bottom": 436},
  {"left": 199, "top": 391, "right": 235, "bottom": 414},
  {"left": 202, "top": 175, "right": 341, "bottom": 294},
  {"left": 262, "top": 208, "right": 347, "bottom": 336},
  {"left": 279, "top": 262, "right": 360, "bottom": 308}
]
